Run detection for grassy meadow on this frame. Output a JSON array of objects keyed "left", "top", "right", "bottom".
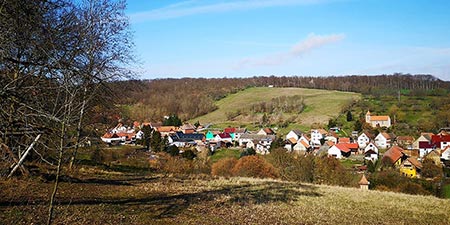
[
  {"left": 2, "top": 170, "right": 449, "bottom": 225},
  {"left": 191, "top": 87, "right": 361, "bottom": 131}
]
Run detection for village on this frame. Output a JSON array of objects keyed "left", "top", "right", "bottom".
[{"left": 100, "top": 110, "right": 450, "bottom": 182}]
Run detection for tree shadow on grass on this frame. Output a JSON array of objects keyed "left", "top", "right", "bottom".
[{"left": 0, "top": 178, "right": 322, "bottom": 219}]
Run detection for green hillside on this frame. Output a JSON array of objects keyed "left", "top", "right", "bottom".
[{"left": 192, "top": 87, "right": 361, "bottom": 130}]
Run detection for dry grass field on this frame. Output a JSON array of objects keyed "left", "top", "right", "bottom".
[
  {"left": 1, "top": 168, "right": 449, "bottom": 225},
  {"left": 192, "top": 87, "right": 361, "bottom": 129}
]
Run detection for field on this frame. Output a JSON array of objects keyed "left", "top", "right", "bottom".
[
  {"left": 192, "top": 87, "right": 361, "bottom": 132},
  {"left": 2, "top": 169, "right": 450, "bottom": 225}
]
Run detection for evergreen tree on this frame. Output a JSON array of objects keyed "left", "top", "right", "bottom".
[
  {"left": 346, "top": 111, "right": 353, "bottom": 122},
  {"left": 150, "top": 131, "right": 162, "bottom": 152},
  {"left": 163, "top": 115, "right": 182, "bottom": 126},
  {"left": 141, "top": 125, "right": 152, "bottom": 150}
]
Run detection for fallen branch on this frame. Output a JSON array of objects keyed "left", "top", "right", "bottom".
[{"left": 8, "top": 134, "right": 42, "bottom": 178}]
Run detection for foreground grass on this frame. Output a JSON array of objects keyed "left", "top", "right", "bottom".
[
  {"left": 1, "top": 169, "right": 449, "bottom": 225},
  {"left": 192, "top": 87, "right": 361, "bottom": 131}
]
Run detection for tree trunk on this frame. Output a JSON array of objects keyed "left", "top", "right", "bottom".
[
  {"left": 7, "top": 134, "right": 41, "bottom": 178},
  {"left": 69, "top": 86, "right": 87, "bottom": 170},
  {"left": 47, "top": 121, "right": 65, "bottom": 225}
]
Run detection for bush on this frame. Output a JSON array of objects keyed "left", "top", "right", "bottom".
[
  {"left": 181, "top": 150, "right": 196, "bottom": 160},
  {"left": 314, "top": 156, "right": 353, "bottom": 186},
  {"left": 421, "top": 158, "right": 442, "bottom": 179},
  {"left": 231, "top": 155, "right": 279, "bottom": 179},
  {"left": 239, "top": 148, "right": 256, "bottom": 158},
  {"left": 166, "top": 145, "right": 180, "bottom": 156},
  {"left": 211, "top": 157, "right": 238, "bottom": 177}
]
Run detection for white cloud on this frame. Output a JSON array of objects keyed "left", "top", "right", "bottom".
[
  {"left": 129, "top": 0, "right": 336, "bottom": 22},
  {"left": 235, "top": 33, "right": 345, "bottom": 69}
]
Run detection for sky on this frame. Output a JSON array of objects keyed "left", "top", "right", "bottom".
[{"left": 125, "top": 0, "right": 450, "bottom": 81}]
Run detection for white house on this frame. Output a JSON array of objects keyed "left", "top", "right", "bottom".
[
  {"left": 412, "top": 133, "right": 433, "bottom": 150},
  {"left": 286, "top": 130, "right": 302, "bottom": 141},
  {"left": 365, "top": 111, "right": 391, "bottom": 128},
  {"left": 311, "top": 129, "right": 327, "bottom": 147},
  {"left": 327, "top": 143, "right": 351, "bottom": 159},
  {"left": 357, "top": 132, "right": 371, "bottom": 149},
  {"left": 364, "top": 142, "right": 379, "bottom": 161},
  {"left": 293, "top": 140, "right": 310, "bottom": 152},
  {"left": 375, "top": 132, "right": 395, "bottom": 149},
  {"left": 441, "top": 146, "right": 450, "bottom": 161},
  {"left": 214, "top": 133, "right": 232, "bottom": 143}
]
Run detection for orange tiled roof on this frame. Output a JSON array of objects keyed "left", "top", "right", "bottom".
[
  {"left": 288, "top": 138, "right": 297, "bottom": 144},
  {"left": 335, "top": 143, "right": 351, "bottom": 153},
  {"left": 300, "top": 140, "right": 310, "bottom": 148},
  {"left": 370, "top": 116, "right": 390, "bottom": 121},
  {"left": 383, "top": 146, "right": 404, "bottom": 164}
]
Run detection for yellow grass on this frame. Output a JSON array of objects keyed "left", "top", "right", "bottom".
[
  {"left": 1, "top": 172, "right": 449, "bottom": 224},
  {"left": 192, "top": 87, "right": 361, "bottom": 128}
]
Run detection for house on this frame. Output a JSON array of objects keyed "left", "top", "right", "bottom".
[
  {"left": 382, "top": 146, "right": 406, "bottom": 167},
  {"left": 396, "top": 136, "right": 414, "bottom": 149},
  {"left": 214, "top": 133, "right": 233, "bottom": 143},
  {"left": 431, "top": 134, "right": 450, "bottom": 150},
  {"left": 328, "top": 143, "right": 351, "bottom": 159},
  {"left": 257, "top": 128, "right": 275, "bottom": 136},
  {"left": 234, "top": 128, "right": 248, "bottom": 140},
  {"left": 412, "top": 133, "right": 434, "bottom": 150},
  {"left": 205, "top": 131, "right": 215, "bottom": 140},
  {"left": 359, "top": 174, "right": 370, "bottom": 190},
  {"left": 441, "top": 146, "right": 450, "bottom": 161},
  {"left": 375, "top": 132, "right": 396, "bottom": 149},
  {"left": 284, "top": 138, "right": 297, "bottom": 151},
  {"left": 424, "top": 150, "right": 442, "bottom": 166},
  {"left": 365, "top": 110, "right": 391, "bottom": 128},
  {"left": 293, "top": 140, "right": 310, "bottom": 153},
  {"left": 224, "top": 127, "right": 237, "bottom": 140},
  {"left": 180, "top": 123, "right": 196, "bottom": 134},
  {"left": 344, "top": 143, "right": 359, "bottom": 154},
  {"left": 338, "top": 137, "right": 351, "bottom": 144},
  {"left": 324, "top": 132, "right": 338, "bottom": 144},
  {"left": 168, "top": 132, "right": 205, "bottom": 148},
  {"left": 101, "top": 133, "right": 122, "bottom": 144},
  {"left": 357, "top": 132, "right": 372, "bottom": 150},
  {"left": 311, "top": 129, "right": 328, "bottom": 148},
  {"left": 156, "top": 126, "right": 178, "bottom": 137},
  {"left": 364, "top": 142, "right": 379, "bottom": 161},
  {"left": 400, "top": 158, "right": 422, "bottom": 178},
  {"left": 286, "top": 130, "right": 303, "bottom": 141},
  {"left": 239, "top": 134, "right": 275, "bottom": 154}
]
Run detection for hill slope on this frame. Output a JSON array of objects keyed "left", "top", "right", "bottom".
[
  {"left": 2, "top": 173, "right": 449, "bottom": 224},
  {"left": 192, "top": 87, "right": 361, "bottom": 129}
]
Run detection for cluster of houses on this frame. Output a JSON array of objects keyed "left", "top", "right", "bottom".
[
  {"left": 101, "top": 122, "right": 277, "bottom": 154},
  {"left": 101, "top": 110, "right": 450, "bottom": 179}
]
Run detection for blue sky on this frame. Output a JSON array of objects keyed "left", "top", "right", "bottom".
[{"left": 126, "top": 0, "right": 450, "bottom": 81}]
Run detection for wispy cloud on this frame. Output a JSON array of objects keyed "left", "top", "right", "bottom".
[
  {"left": 130, "top": 0, "right": 337, "bottom": 22},
  {"left": 235, "top": 33, "right": 345, "bottom": 69}
]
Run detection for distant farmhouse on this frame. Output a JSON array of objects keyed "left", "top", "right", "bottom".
[{"left": 365, "top": 110, "right": 391, "bottom": 128}]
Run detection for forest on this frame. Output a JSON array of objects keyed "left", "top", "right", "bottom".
[{"left": 113, "top": 74, "right": 450, "bottom": 127}]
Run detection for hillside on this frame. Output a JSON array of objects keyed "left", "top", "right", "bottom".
[
  {"left": 2, "top": 171, "right": 449, "bottom": 224},
  {"left": 192, "top": 87, "right": 361, "bottom": 130}
]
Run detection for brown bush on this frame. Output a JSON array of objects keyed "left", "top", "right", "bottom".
[
  {"left": 231, "top": 155, "right": 279, "bottom": 179},
  {"left": 211, "top": 157, "right": 237, "bottom": 177}
]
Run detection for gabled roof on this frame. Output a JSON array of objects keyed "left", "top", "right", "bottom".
[
  {"left": 441, "top": 146, "right": 450, "bottom": 155},
  {"left": 379, "top": 132, "right": 396, "bottom": 140},
  {"left": 358, "top": 174, "right": 369, "bottom": 185},
  {"left": 181, "top": 123, "right": 196, "bottom": 130},
  {"left": 339, "top": 137, "right": 350, "bottom": 143},
  {"left": 291, "top": 129, "right": 303, "bottom": 136},
  {"left": 405, "top": 157, "right": 422, "bottom": 169},
  {"left": 420, "top": 133, "right": 434, "bottom": 141},
  {"left": 419, "top": 141, "right": 434, "bottom": 149},
  {"left": 287, "top": 138, "right": 297, "bottom": 144},
  {"left": 300, "top": 140, "right": 310, "bottom": 148},
  {"left": 224, "top": 127, "right": 236, "bottom": 133},
  {"left": 383, "top": 146, "right": 404, "bottom": 164},
  {"left": 370, "top": 115, "right": 390, "bottom": 121},
  {"left": 263, "top": 127, "right": 275, "bottom": 135},
  {"left": 102, "top": 133, "right": 119, "bottom": 138},
  {"left": 344, "top": 143, "right": 359, "bottom": 149},
  {"left": 397, "top": 136, "right": 414, "bottom": 142},
  {"left": 334, "top": 143, "right": 351, "bottom": 153},
  {"left": 312, "top": 128, "right": 328, "bottom": 135},
  {"left": 218, "top": 133, "right": 232, "bottom": 139},
  {"left": 235, "top": 128, "right": 247, "bottom": 134},
  {"left": 157, "top": 126, "right": 177, "bottom": 132}
]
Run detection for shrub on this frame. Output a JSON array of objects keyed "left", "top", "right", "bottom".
[
  {"left": 181, "top": 150, "right": 196, "bottom": 160},
  {"left": 231, "top": 155, "right": 279, "bottom": 179},
  {"left": 211, "top": 157, "right": 238, "bottom": 177},
  {"left": 314, "top": 156, "right": 353, "bottom": 186},
  {"left": 239, "top": 148, "right": 256, "bottom": 158},
  {"left": 421, "top": 158, "right": 442, "bottom": 179},
  {"left": 166, "top": 145, "right": 180, "bottom": 156}
]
